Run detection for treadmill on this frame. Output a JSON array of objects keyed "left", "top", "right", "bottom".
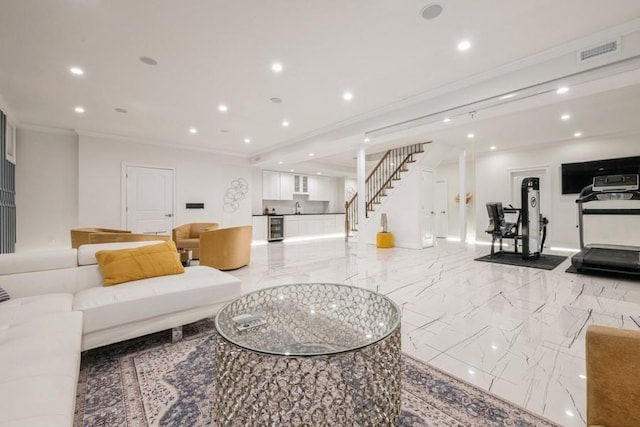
[{"left": 571, "top": 174, "right": 640, "bottom": 276}]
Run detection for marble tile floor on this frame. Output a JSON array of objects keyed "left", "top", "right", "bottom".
[{"left": 229, "top": 238, "right": 640, "bottom": 427}]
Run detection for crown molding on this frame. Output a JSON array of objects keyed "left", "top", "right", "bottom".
[
  {"left": 75, "top": 129, "right": 252, "bottom": 165},
  {"left": 19, "top": 123, "right": 78, "bottom": 136}
]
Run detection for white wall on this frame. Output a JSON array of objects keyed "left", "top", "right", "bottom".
[
  {"left": 364, "top": 153, "right": 439, "bottom": 249},
  {"left": 474, "top": 135, "right": 640, "bottom": 249},
  {"left": 436, "top": 156, "right": 476, "bottom": 242},
  {"left": 78, "top": 135, "right": 252, "bottom": 230},
  {"left": 15, "top": 128, "right": 79, "bottom": 251}
]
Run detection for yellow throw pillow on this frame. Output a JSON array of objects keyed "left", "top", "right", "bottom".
[{"left": 95, "top": 241, "right": 185, "bottom": 286}]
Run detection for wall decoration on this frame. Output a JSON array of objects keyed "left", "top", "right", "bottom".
[
  {"left": 345, "top": 186, "right": 355, "bottom": 201},
  {"left": 223, "top": 178, "right": 249, "bottom": 213},
  {"left": 454, "top": 192, "right": 473, "bottom": 204}
]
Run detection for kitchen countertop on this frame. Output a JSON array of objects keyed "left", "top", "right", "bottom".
[{"left": 252, "top": 213, "right": 345, "bottom": 217}]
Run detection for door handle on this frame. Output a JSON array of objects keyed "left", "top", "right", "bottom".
[{"left": 165, "top": 213, "right": 173, "bottom": 217}]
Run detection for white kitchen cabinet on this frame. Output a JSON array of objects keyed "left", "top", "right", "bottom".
[
  {"left": 299, "top": 215, "right": 323, "bottom": 235},
  {"left": 308, "top": 176, "right": 332, "bottom": 201},
  {"left": 322, "top": 216, "right": 336, "bottom": 233},
  {"left": 252, "top": 216, "right": 268, "bottom": 241},
  {"left": 284, "top": 215, "right": 300, "bottom": 237},
  {"left": 280, "top": 173, "right": 295, "bottom": 200},
  {"left": 262, "top": 171, "right": 280, "bottom": 200},
  {"left": 294, "top": 175, "right": 309, "bottom": 194},
  {"left": 335, "top": 214, "right": 345, "bottom": 235}
]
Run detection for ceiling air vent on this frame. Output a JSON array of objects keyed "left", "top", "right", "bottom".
[{"left": 578, "top": 39, "right": 620, "bottom": 63}]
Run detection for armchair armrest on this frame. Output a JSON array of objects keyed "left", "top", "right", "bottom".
[
  {"left": 88, "top": 233, "right": 170, "bottom": 244},
  {"left": 172, "top": 224, "right": 191, "bottom": 241}
]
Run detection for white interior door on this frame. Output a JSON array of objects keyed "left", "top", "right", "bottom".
[
  {"left": 435, "top": 180, "right": 448, "bottom": 238},
  {"left": 126, "top": 166, "right": 174, "bottom": 233},
  {"left": 420, "top": 169, "right": 435, "bottom": 248}
]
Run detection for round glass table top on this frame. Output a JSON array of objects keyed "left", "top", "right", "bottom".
[{"left": 214, "top": 283, "right": 401, "bottom": 356}]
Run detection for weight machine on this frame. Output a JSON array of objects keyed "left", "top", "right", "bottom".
[{"left": 485, "top": 177, "right": 548, "bottom": 259}]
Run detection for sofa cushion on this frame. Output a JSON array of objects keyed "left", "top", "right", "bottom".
[
  {"left": 0, "top": 309, "right": 82, "bottom": 427},
  {"left": 0, "top": 294, "right": 74, "bottom": 328},
  {"left": 0, "top": 249, "right": 77, "bottom": 275},
  {"left": 77, "top": 240, "right": 166, "bottom": 266},
  {"left": 95, "top": 241, "right": 185, "bottom": 286},
  {"left": 73, "top": 266, "right": 241, "bottom": 333}
]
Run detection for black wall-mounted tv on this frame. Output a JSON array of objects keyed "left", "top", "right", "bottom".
[{"left": 561, "top": 155, "right": 640, "bottom": 194}]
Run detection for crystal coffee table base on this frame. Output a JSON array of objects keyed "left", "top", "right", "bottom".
[{"left": 214, "top": 327, "right": 401, "bottom": 426}]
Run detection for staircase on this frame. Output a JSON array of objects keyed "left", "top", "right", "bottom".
[{"left": 345, "top": 142, "right": 426, "bottom": 236}]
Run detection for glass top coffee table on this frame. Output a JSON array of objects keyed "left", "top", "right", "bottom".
[{"left": 214, "top": 283, "right": 401, "bottom": 426}]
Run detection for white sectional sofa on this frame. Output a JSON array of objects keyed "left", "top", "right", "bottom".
[{"left": 0, "top": 241, "right": 242, "bottom": 426}]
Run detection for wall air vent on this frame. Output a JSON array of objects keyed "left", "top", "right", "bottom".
[{"left": 578, "top": 39, "right": 620, "bottom": 63}]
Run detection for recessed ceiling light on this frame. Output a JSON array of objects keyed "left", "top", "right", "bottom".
[
  {"left": 574, "top": 131, "right": 582, "bottom": 137},
  {"left": 218, "top": 104, "right": 228, "bottom": 112},
  {"left": 457, "top": 40, "right": 471, "bottom": 51},
  {"left": 70, "top": 67, "right": 84, "bottom": 76},
  {"left": 244, "top": 138, "right": 251, "bottom": 144},
  {"left": 282, "top": 120, "right": 290, "bottom": 127},
  {"left": 556, "top": 86, "right": 569, "bottom": 94},
  {"left": 499, "top": 93, "right": 517, "bottom": 100},
  {"left": 490, "top": 146, "right": 496, "bottom": 150},
  {"left": 443, "top": 117, "right": 451, "bottom": 123},
  {"left": 308, "top": 153, "right": 315, "bottom": 157},
  {"left": 316, "top": 172, "right": 322, "bottom": 175},
  {"left": 189, "top": 127, "right": 198, "bottom": 134},
  {"left": 271, "top": 62, "right": 283, "bottom": 73},
  {"left": 278, "top": 161, "right": 283, "bottom": 165},
  {"left": 290, "top": 169, "right": 294, "bottom": 172},
  {"left": 467, "top": 133, "right": 475, "bottom": 139},
  {"left": 561, "top": 114, "right": 571, "bottom": 120},
  {"left": 270, "top": 97, "right": 283, "bottom": 103},
  {"left": 114, "top": 108, "right": 127, "bottom": 113},
  {"left": 74, "top": 106, "right": 85, "bottom": 114},
  {"left": 343, "top": 91, "right": 353, "bottom": 101},
  {"left": 421, "top": 3, "right": 443, "bottom": 20},
  {"left": 364, "top": 137, "right": 370, "bottom": 142},
  {"left": 139, "top": 56, "right": 158, "bottom": 66}
]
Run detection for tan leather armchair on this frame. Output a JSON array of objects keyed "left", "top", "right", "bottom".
[
  {"left": 88, "top": 233, "right": 170, "bottom": 244},
  {"left": 199, "top": 225, "right": 252, "bottom": 271},
  {"left": 172, "top": 223, "right": 219, "bottom": 259},
  {"left": 70, "top": 227, "right": 131, "bottom": 248},
  {"left": 586, "top": 325, "right": 640, "bottom": 427}
]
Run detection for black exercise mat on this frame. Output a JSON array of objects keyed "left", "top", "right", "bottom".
[{"left": 475, "top": 252, "right": 567, "bottom": 270}]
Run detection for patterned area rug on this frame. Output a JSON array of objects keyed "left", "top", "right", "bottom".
[{"left": 75, "top": 319, "right": 558, "bottom": 426}]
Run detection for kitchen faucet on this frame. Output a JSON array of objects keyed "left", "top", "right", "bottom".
[{"left": 295, "top": 201, "right": 301, "bottom": 214}]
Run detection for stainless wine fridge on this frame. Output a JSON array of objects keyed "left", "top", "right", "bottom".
[{"left": 267, "top": 215, "right": 284, "bottom": 242}]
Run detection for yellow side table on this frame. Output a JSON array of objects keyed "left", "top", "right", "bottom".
[{"left": 376, "top": 232, "right": 394, "bottom": 248}]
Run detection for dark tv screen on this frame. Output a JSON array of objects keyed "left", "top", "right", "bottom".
[{"left": 561, "top": 156, "right": 640, "bottom": 194}]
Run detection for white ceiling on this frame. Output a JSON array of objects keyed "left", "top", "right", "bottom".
[{"left": 1, "top": 1, "right": 640, "bottom": 176}]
